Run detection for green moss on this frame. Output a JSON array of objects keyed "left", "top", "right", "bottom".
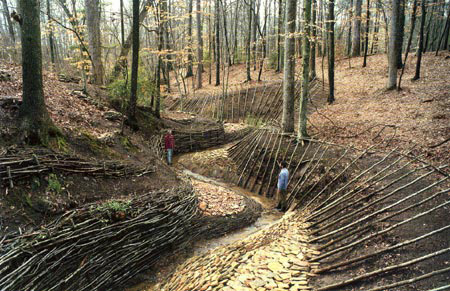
[{"left": 46, "top": 173, "right": 62, "bottom": 195}]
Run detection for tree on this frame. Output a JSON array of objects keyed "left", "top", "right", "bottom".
[
  {"left": 413, "top": 0, "right": 426, "bottom": 81},
  {"left": 186, "top": 0, "right": 194, "bottom": 77},
  {"left": 351, "top": 0, "right": 362, "bottom": 56},
  {"left": 281, "top": 0, "right": 297, "bottom": 133},
  {"left": 1, "top": 0, "right": 15, "bottom": 45},
  {"left": 362, "top": 0, "right": 370, "bottom": 67},
  {"left": 309, "top": 0, "right": 317, "bottom": 80},
  {"left": 85, "top": 0, "right": 104, "bottom": 84},
  {"left": 435, "top": 3, "right": 450, "bottom": 55},
  {"left": 347, "top": 0, "right": 354, "bottom": 56},
  {"left": 246, "top": 0, "right": 252, "bottom": 81},
  {"left": 128, "top": 0, "right": 140, "bottom": 122},
  {"left": 327, "top": 0, "right": 335, "bottom": 104},
  {"left": 18, "top": 0, "right": 55, "bottom": 144},
  {"left": 276, "top": 0, "right": 283, "bottom": 72},
  {"left": 396, "top": 0, "right": 405, "bottom": 68},
  {"left": 299, "top": 0, "right": 311, "bottom": 139},
  {"left": 398, "top": 0, "right": 418, "bottom": 90},
  {"left": 196, "top": 0, "right": 203, "bottom": 88},
  {"left": 387, "top": 0, "right": 401, "bottom": 89},
  {"left": 214, "top": 0, "right": 220, "bottom": 86},
  {"left": 46, "top": 0, "right": 56, "bottom": 65}
]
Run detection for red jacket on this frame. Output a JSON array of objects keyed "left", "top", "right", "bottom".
[{"left": 164, "top": 133, "right": 175, "bottom": 150}]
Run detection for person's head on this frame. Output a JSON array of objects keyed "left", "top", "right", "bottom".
[
  {"left": 168, "top": 129, "right": 172, "bottom": 134},
  {"left": 280, "top": 161, "right": 287, "bottom": 168}
]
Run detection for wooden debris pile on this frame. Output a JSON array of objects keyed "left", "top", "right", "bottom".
[
  {"left": 0, "top": 149, "right": 155, "bottom": 187},
  {"left": 0, "top": 187, "right": 200, "bottom": 291}
]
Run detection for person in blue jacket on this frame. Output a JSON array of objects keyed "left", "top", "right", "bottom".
[{"left": 276, "top": 161, "right": 289, "bottom": 211}]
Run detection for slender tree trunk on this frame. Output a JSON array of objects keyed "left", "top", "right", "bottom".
[
  {"left": 396, "top": 0, "right": 405, "bottom": 68},
  {"left": 214, "top": 0, "right": 220, "bottom": 86},
  {"left": 110, "top": 0, "right": 151, "bottom": 82},
  {"left": 246, "top": 0, "right": 252, "bottom": 81},
  {"left": 435, "top": 4, "right": 450, "bottom": 55},
  {"left": 363, "top": 0, "right": 370, "bottom": 67},
  {"left": 252, "top": 0, "right": 258, "bottom": 71},
  {"left": 327, "top": 0, "right": 335, "bottom": 104},
  {"left": 299, "top": 0, "right": 311, "bottom": 139},
  {"left": 186, "top": 0, "right": 194, "bottom": 77},
  {"left": 413, "top": 0, "right": 426, "bottom": 80},
  {"left": 352, "top": 0, "right": 362, "bottom": 56},
  {"left": 371, "top": 2, "right": 380, "bottom": 54},
  {"left": 309, "top": 0, "right": 317, "bottom": 80},
  {"left": 276, "top": 0, "right": 283, "bottom": 72},
  {"left": 196, "top": 0, "right": 203, "bottom": 88},
  {"left": 347, "top": 0, "right": 353, "bottom": 56},
  {"left": 46, "top": 0, "right": 56, "bottom": 65},
  {"left": 1, "top": 0, "right": 15, "bottom": 45},
  {"left": 281, "top": 0, "right": 297, "bottom": 133},
  {"left": 398, "top": 0, "right": 418, "bottom": 90},
  {"left": 128, "top": 0, "right": 139, "bottom": 122},
  {"left": 120, "top": 0, "right": 125, "bottom": 45},
  {"left": 18, "top": 0, "right": 54, "bottom": 144},
  {"left": 232, "top": 0, "right": 239, "bottom": 64},
  {"left": 220, "top": 0, "right": 232, "bottom": 67},
  {"left": 423, "top": 0, "right": 436, "bottom": 53},
  {"left": 208, "top": 2, "right": 212, "bottom": 84},
  {"left": 387, "top": 0, "right": 401, "bottom": 89},
  {"left": 85, "top": 0, "right": 104, "bottom": 84}
]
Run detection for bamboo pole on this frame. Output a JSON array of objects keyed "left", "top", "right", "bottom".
[
  {"left": 257, "top": 130, "right": 281, "bottom": 195},
  {"left": 243, "top": 131, "right": 271, "bottom": 189},
  {"left": 316, "top": 247, "right": 450, "bottom": 291}
]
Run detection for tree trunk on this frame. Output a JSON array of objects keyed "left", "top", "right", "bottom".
[
  {"left": 128, "top": 0, "right": 139, "bottom": 122},
  {"left": 347, "top": 0, "right": 353, "bottom": 56},
  {"left": 110, "top": 0, "right": 151, "bottom": 82},
  {"left": 351, "top": 0, "right": 362, "bottom": 56},
  {"left": 413, "top": 0, "right": 426, "bottom": 80},
  {"left": 276, "top": 0, "right": 283, "bottom": 72},
  {"left": 435, "top": 4, "right": 450, "bottom": 55},
  {"left": 46, "top": 0, "right": 56, "bottom": 65},
  {"left": 120, "top": 0, "right": 125, "bottom": 45},
  {"left": 252, "top": 0, "right": 258, "bottom": 71},
  {"left": 246, "top": 0, "right": 252, "bottom": 81},
  {"left": 396, "top": 0, "right": 405, "bottom": 68},
  {"left": 281, "top": 0, "right": 297, "bottom": 133},
  {"left": 220, "top": 0, "right": 232, "bottom": 67},
  {"left": 186, "top": 0, "right": 194, "bottom": 77},
  {"left": 362, "top": 0, "right": 370, "bottom": 67},
  {"left": 18, "top": 0, "right": 54, "bottom": 144},
  {"left": 387, "top": 0, "right": 401, "bottom": 90},
  {"left": 85, "top": 0, "right": 104, "bottom": 84},
  {"left": 196, "top": 0, "right": 203, "bottom": 88},
  {"left": 214, "top": 0, "right": 220, "bottom": 86},
  {"left": 299, "top": 0, "right": 311, "bottom": 139},
  {"left": 327, "top": 0, "right": 335, "bottom": 104},
  {"left": 398, "top": 0, "right": 418, "bottom": 90},
  {"left": 309, "top": 0, "right": 317, "bottom": 80},
  {"left": 1, "top": 0, "right": 15, "bottom": 44}
]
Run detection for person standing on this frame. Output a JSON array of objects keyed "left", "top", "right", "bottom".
[
  {"left": 276, "top": 161, "right": 289, "bottom": 211},
  {"left": 164, "top": 129, "right": 175, "bottom": 165}
]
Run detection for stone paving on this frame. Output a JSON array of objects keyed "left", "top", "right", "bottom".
[{"left": 155, "top": 212, "right": 317, "bottom": 291}]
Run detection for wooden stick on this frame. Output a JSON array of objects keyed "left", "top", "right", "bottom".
[
  {"left": 237, "top": 131, "right": 266, "bottom": 186},
  {"left": 257, "top": 130, "right": 280, "bottom": 195},
  {"left": 316, "top": 224, "right": 450, "bottom": 274},
  {"left": 243, "top": 131, "right": 271, "bottom": 189},
  {"left": 250, "top": 131, "right": 275, "bottom": 192},
  {"left": 265, "top": 130, "right": 284, "bottom": 197},
  {"left": 427, "top": 285, "right": 450, "bottom": 291},
  {"left": 316, "top": 247, "right": 450, "bottom": 291},
  {"left": 312, "top": 198, "right": 450, "bottom": 261}
]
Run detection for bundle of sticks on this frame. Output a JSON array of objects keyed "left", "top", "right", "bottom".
[
  {"left": 172, "top": 127, "right": 225, "bottom": 154},
  {"left": 0, "top": 150, "right": 155, "bottom": 187},
  {"left": 0, "top": 187, "right": 200, "bottom": 291}
]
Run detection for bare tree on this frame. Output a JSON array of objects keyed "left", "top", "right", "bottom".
[
  {"left": 186, "top": 0, "right": 194, "bottom": 77},
  {"left": 362, "top": 0, "right": 370, "bottom": 67},
  {"left": 214, "top": 0, "right": 220, "bottom": 86},
  {"left": 413, "top": 0, "right": 426, "bottom": 81},
  {"left": 398, "top": 0, "right": 418, "bottom": 90},
  {"left": 245, "top": 0, "right": 252, "bottom": 81},
  {"left": 196, "top": 0, "right": 203, "bottom": 88},
  {"left": 299, "top": 0, "right": 311, "bottom": 139},
  {"left": 128, "top": 0, "right": 140, "bottom": 123},
  {"left": 85, "top": 0, "right": 104, "bottom": 84},
  {"left": 351, "top": 0, "right": 362, "bottom": 56},
  {"left": 327, "top": 0, "right": 335, "bottom": 104},
  {"left": 347, "top": 0, "right": 354, "bottom": 56},
  {"left": 276, "top": 0, "right": 283, "bottom": 72},
  {"left": 387, "top": 0, "right": 401, "bottom": 89},
  {"left": 309, "top": 0, "right": 317, "bottom": 80},
  {"left": 281, "top": 0, "right": 297, "bottom": 133},
  {"left": 18, "top": 0, "right": 55, "bottom": 144}
]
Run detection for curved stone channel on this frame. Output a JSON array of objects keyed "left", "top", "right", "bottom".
[{"left": 126, "top": 157, "right": 306, "bottom": 291}]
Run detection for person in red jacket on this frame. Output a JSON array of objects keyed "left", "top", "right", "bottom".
[{"left": 164, "top": 129, "right": 175, "bottom": 165}]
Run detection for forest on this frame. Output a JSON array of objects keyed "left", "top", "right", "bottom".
[{"left": 0, "top": 0, "right": 449, "bottom": 290}]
